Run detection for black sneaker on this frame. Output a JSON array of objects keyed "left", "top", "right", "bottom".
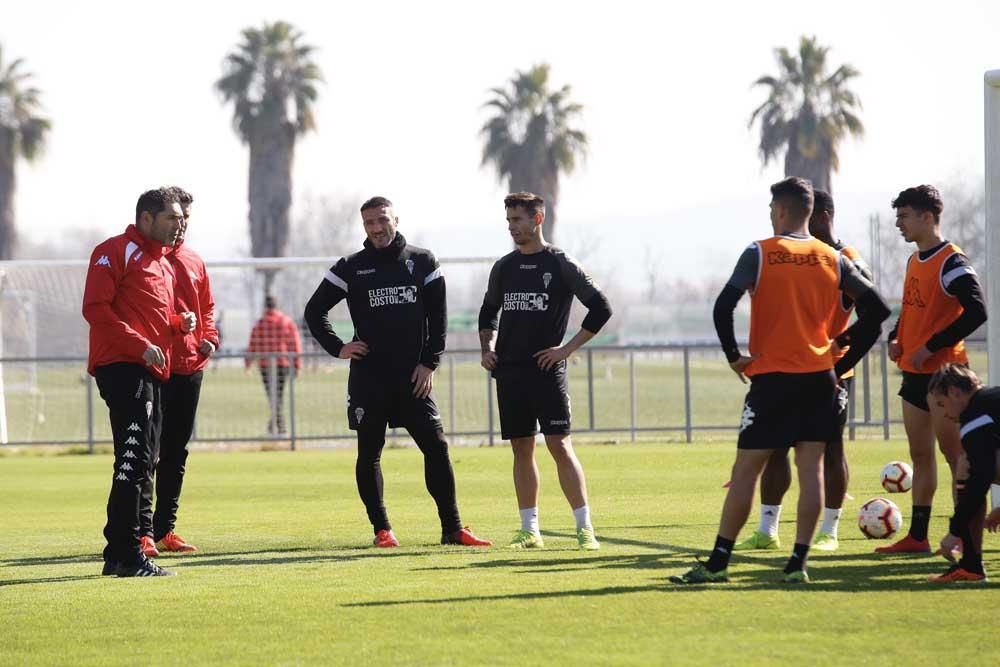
[
  {"left": 116, "top": 557, "right": 176, "bottom": 577},
  {"left": 101, "top": 560, "right": 119, "bottom": 576}
]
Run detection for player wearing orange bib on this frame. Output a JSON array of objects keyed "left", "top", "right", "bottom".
[
  {"left": 672, "top": 178, "right": 889, "bottom": 584},
  {"left": 733, "top": 190, "right": 872, "bottom": 553},
  {"left": 877, "top": 185, "right": 988, "bottom": 554}
]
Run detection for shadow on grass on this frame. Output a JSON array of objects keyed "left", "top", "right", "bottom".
[
  {"left": 2, "top": 546, "right": 317, "bottom": 568},
  {"left": 0, "top": 574, "right": 103, "bottom": 587},
  {"left": 658, "top": 557, "right": 981, "bottom": 592},
  {"left": 342, "top": 583, "right": 664, "bottom": 608},
  {"left": 409, "top": 552, "right": 692, "bottom": 575}
]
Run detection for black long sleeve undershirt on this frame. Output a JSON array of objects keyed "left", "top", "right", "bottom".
[
  {"left": 949, "top": 428, "right": 996, "bottom": 536},
  {"left": 420, "top": 277, "right": 447, "bottom": 370},
  {"left": 926, "top": 275, "right": 988, "bottom": 351},
  {"left": 833, "top": 289, "right": 891, "bottom": 377},
  {"left": 712, "top": 284, "right": 744, "bottom": 363},
  {"left": 304, "top": 281, "right": 347, "bottom": 358}
]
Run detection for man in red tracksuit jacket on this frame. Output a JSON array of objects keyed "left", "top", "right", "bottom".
[
  {"left": 246, "top": 296, "right": 302, "bottom": 435},
  {"left": 82, "top": 187, "right": 196, "bottom": 578},
  {"left": 139, "top": 187, "right": 219, "bottom": 558}
]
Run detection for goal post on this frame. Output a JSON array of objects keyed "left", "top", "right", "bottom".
[{"left": 986, "top": 70, "right": 1000, "bottom": 385}]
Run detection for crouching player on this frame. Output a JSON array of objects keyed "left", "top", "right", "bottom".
[{"left": 928, "top": 364, "right": 998, "bottom": 583}]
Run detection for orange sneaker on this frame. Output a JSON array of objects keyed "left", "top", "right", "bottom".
[
  {"left": 927, "top": 565, "right": 987, "bottom": 583},
  {"left": 373, "top": 529, "right": 399, "bottom": 548},
  {"left": 442, "top": 526, "right": 492, "bottom": 547},
  {"left": 158, "top": 531, "right": 198, "bottom": 553},
  {"left": 139, "top": 535, "right": 160, "bottom": 558},
  {"left": 874, "top": 535, "right": 930, "bottom": 554}
]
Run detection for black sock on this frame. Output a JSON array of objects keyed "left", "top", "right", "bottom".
[
  {"left": 910, "top": 505, "right": 931, "bottom": 542},
  {"left": 705, "top": 535, "right": 735, "bottom": 572},
  {"left": 784, "top": 542, "right": 810, "bottom": 574}
]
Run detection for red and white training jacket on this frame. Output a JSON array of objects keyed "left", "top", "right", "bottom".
[
  {"left": 168, "top": 242, "right": 220, "bottom": 375},
  {"left": 82, "top": 224, "right": 182, "bottom": 381}
]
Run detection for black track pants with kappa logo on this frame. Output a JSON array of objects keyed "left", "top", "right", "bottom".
[
  {"left": 95, "top": 363, "right": 162, "bottom": 565},
  {"left": 140, "top": 370, "right": 203, "bottom": 541}
]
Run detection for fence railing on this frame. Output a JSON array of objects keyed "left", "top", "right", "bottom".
[{"left": 0, "top": 341, "right": 987, "bottom": 451}]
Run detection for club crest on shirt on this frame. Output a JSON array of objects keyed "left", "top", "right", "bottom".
[
  {"left": 354, "top": 407, "right": 365, "bottom": 424},
  {"left": 542, "top": 272, "right": 552, "bottom": 289},
  {"left": 405, "top": 259, "right": 414, "bottom": 275}
]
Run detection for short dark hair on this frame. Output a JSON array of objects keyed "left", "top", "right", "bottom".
[
  {"left": 928, "top": 363, "right": 983, "bottom": 395},
  {"left": 504, "top": 192, "right": 545, "bottom": 217},
  {"left": 892, "top": 185, "right": 943, "bottom": 222},
  {"left": 168, "top": 186, "right": 194, "bottom": 206},
  {"left": 135, "top": 187, "right": 180, "bottom": 224},
  {"left": 264, "top": 294, "right": 276, "bottom": 310},
  {"left": 812, "top": 189, "right": 834, "bottom": 215},
  {"left": 360, "top": 196, "right": 393, "bottom": 213},
  {"left": 769, "top": 177, "right": 814, "bottom": 219}
]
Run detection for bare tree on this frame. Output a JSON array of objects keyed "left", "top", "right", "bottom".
[
  {"left": 287, "top": 193, "right": 358, "bottom": 258},
  {"left": 869, "top": 177, "right": 987, "bottom": 302}
]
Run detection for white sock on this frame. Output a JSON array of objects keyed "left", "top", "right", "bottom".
[
  {"left": 758, "top": 504, "right": 781, "bottom": 537},
  {"left": 819, "top": 507, "right": 842, "bottom": 536},
  {"left": 573, "top": 505, "right": 592, "bottom": 530},
  {"left": 519, "top": 507, "right": 539, "bottom": 534},
  {"left": 992, "top": 485, "right": 1000, "bottom": 510}
]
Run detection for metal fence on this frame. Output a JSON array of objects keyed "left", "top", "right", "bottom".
[{"left": 0, "top": 341, "right": 987, "bottom": 450}]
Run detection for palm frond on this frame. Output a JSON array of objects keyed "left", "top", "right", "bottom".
[
  {"left": 750, "top": 35, "right": 863, "bottom": 184},
  {"left": 216, "top": 21, "right": 322, "bottom": 140}
]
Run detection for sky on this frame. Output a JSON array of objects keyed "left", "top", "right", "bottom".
[{"left": 3, "top": 0, "right": 999, "bottom": 286}]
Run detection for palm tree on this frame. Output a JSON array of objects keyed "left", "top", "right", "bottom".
[
  {"left": 216, "top": 21, "right": 322, "bottom": 291},
  {"left": 0, "top": 46, "right": 50, "bottom": 260},
  {"left": 749, "top": 36, "right": 863, "bottom": 193},
  {"left": 481, "top": 64, "right": 587, "bottom": 243}
]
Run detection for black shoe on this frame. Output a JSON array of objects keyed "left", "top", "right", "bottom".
[
  {"left": 116, "top": 557, "right": 176, "bottom": 577},
  {"left": 101, "top": 560, "right": 119, "bottom": 576}
]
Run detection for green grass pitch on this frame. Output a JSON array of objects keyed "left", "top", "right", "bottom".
[{"left": 2, "top": 441, "right": 998, "bottom": 665}]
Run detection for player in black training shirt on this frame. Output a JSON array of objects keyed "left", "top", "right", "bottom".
[
  {"left": 478, "top": 192, "right": 612, "bottom": 550},
  {"left": 926, "top": 364, "right": 999, "bottom": 583},
  {"left": 305, "top": 196, "right": 491, "bottom": 548}
]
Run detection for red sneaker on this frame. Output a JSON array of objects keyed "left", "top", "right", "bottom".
[
  {"left": 139, "top": 535, "right": 160, "bottom": 558},
  {"left": 927, "top": 565, "right": 987, "bottom": 583},
  {"left": 158, "top": 531, "right": 198, "bottom": 553},
  {"left": 442, "top": 526, "right": 493, "bottom": 547},
  {"left": 373, "top": 529, "right": 399, "bottom": 548},
  {"left": 874, "top": 535, "right": 931, "bottom": 554}
]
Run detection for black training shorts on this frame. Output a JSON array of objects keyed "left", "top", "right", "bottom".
[
  {"left": 898, "top": 371, "right": 933, "bottom": 412},
  {"left": 494, "top": 363, "right": 571, "bottom": 440},
  {"left": 737, "top": 370, "right": 839, "bottom": 450},
  {"left": 347, "top": 370, "right": 443, "bottom": 432}
]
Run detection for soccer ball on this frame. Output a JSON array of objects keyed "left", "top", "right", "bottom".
[
  {"left": 858, "top": 497, "right": 903, "bottom": 539},
  {"left": 880, "top": 461, "right": 913, "bottom": 493}
]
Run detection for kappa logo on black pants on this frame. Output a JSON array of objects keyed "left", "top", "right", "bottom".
[{"left": 740, "top": 403, "right": 756, "bottom": 432}]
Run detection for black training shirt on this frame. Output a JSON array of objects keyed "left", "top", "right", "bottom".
[
  {"left": 950, "top": 386, "right": 1000, "bottom": 536},
  {"left": 304, "top": 233, "right": 446, "bottom": 375},
  {"left": 478, "top": 245, "right": 611, "bottom": 370}
]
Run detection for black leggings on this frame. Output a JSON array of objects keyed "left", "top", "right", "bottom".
[{"left": 356, "top": 423, "right": 461, "bottom": 535}]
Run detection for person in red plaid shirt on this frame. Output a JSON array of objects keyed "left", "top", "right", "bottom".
[{"left": 246, "top": 295, "right": 302, "bottom": 435}]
